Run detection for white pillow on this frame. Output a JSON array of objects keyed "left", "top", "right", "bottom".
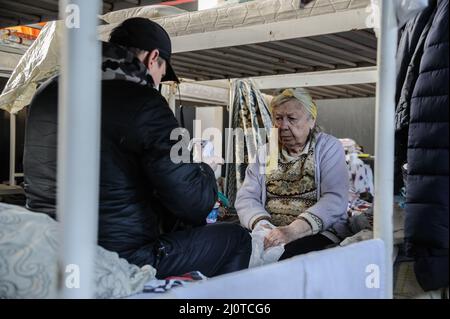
[{"left": 99, "top": 5, "right": 187, "bottom": 24}]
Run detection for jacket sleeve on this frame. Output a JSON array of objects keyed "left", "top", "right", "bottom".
[
  {"left": 305, "top": 136, "right": 349, "bottom": 231},
  {"left": 134, "top": 96, "right": 217, "bottom": 225},
  {"left": 235, "top": 149, "right": 271, "bottom": 230}
]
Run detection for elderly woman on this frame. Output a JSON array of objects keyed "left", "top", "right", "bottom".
[{"left": 236, "top": 88, "right": 350, "bottom": 260}]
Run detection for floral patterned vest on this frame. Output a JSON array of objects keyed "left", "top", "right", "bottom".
[{"left": 265, "top": 134, "right": 318, "bottom": 226}]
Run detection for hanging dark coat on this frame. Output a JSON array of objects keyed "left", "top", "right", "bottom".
[
  {"left": 394, "top": 2, "right": 437, "bottom": 192},
  {"left": 405, "top": 0, "right": 449, "bottom": 291}
]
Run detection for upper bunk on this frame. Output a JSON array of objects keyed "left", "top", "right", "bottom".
[
  {"left": 99, "top": 0, "right": 378, "bottom": 99},
  {"left": 1, "top": 0, "right": 378, "bottom": 114}
]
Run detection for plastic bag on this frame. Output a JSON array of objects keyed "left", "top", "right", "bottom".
[
  {"left": 206, "top": 202, "right": 220, "bottom": 224},
  {"left": 249, "top": 221, "right": 285, "bottom": 268}
]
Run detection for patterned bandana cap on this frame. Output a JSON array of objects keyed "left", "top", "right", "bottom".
[{"left": 281, "top": 89, "right": 294, "bottom": 98}]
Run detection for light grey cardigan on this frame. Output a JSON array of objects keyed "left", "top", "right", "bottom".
[{"left": 235, "top": 132, "right": 351, "bottom": 241}]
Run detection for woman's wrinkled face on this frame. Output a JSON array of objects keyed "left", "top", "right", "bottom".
[{"left": 272, "top": 100, "right": 315, "bottom": 149}]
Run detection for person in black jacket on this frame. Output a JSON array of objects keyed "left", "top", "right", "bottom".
[{"left": 23, "top": 18, "right": 251, "bottom": 278}]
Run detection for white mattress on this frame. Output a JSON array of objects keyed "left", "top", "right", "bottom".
[
  {"left": 129, "top": 239, "right": 387, "bottom": 299},
  {"left": 1, "top": 0, "right": 372, "bottom": 113},
  {"left": 98, "top": 0, "right": 371, "bottom": 41},
  {"left": 156, "top": 0, "right": 370, "bottom": 36}
]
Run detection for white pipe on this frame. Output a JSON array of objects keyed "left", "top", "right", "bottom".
[
  {"left": 9, "top": 113, "right": 16, "bottom": 186},
  {"left": 58, "top": 0, "right": 101, "bottom": 298},
  {"left": 373, "top": 0, "right": 397, "bottom": 299},
  {"left": 224, "top": 79, "right": 234, "bottom": 195},
  {"left": 168, "top": 83, "right": 176, "bottom": 115}
]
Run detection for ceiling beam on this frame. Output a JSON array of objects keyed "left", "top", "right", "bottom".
[
  {"left": 271, "top": 41, "right": 357, "bottom": 67},
  {"left": 251, "top": 67, "right": 377, "bottom": 90},
  {"left": 171, "top": 8, "right": 370, "bottom": 53},
  {"left": 293, "top": 37, "right": 377, "bottom": 64}
]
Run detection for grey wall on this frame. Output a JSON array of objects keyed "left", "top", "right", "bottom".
[{"left": 316, "top": 97, "right": 375, "bottom": 154}]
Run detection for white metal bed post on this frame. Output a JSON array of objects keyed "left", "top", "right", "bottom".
[
  {"left": 58, "top": 0, "right": 102, "bottom": 298},
  {"left": 373, "top": 0, "right": 397, "bottom": 298},
  {"left": 9, "top": 113, "right": 16, "bottom": 186}
]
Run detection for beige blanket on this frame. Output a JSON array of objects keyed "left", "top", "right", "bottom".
[{"left": 0, "top": 202, "right": 156, "bottom": 298}]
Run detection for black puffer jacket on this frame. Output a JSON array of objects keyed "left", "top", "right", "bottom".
[
  {"left": 395, "top": 2, "right": 437, "bottom": 130},
  {"left": 405, "top": 0, "right": 448, "bottom": 291},
  {"left": 394, "top": 2, "right": 437, "bottom": 192},
  {"left": 24, "top": 44, "right": 217, "bottom": 263}
]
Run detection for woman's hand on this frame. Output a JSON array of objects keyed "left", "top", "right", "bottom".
[{"left": 264, "top": 219, "right": 312, "bottom": 249}]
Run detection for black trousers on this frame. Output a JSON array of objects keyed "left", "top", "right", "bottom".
[
  {"left": 142, "top": 223, "right": 251, "bottom": 279},
  {"left": 279, "top": 234, "right": 335, "bottom": 260}
]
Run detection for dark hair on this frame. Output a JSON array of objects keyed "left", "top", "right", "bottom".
[
  {"left": 156, "top": 57, "right": 165, "bottom": 67},
  {"left": 127, "top": 47, "right": 165, "bottom": 67}
]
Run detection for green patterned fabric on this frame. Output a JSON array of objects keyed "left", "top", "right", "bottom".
[{"left": 225, "top": 80, "right": 272, "bottom": 207}]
